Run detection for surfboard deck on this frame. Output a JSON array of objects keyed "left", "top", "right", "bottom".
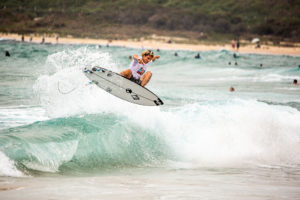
[{"left": 83, "top": 66, "right": 163, "bottom": 106}]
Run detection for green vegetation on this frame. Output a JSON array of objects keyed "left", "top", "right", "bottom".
[{"left": 1, "top": 0, "right": 300, "bottom": 42}]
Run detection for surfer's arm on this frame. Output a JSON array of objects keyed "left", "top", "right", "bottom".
[
  {"left": 152, "top": 55, "right": 160, "bottom": 62},
  {"left": 133, "top": 54, "right": 139, "bottom": 61},
  {"left": 133, "top": 54, "right": 145, "bottom": 64}
]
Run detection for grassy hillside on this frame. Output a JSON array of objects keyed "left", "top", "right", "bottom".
[{"left": 1, "top": 0, "right": 300, "bottom": 42}]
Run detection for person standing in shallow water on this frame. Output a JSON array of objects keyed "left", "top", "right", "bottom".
[
  {"left": 41, "top": 36, "right": 45, "bottom": 44},
  {"left": 120, "top": 50, "right": 160, "bottom": 87}
]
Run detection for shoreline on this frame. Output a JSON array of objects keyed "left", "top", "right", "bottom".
[{"left": 1, "top": 33, "right": 300, "bottom": 56}]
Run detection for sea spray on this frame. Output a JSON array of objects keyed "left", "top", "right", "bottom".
[{"left": 0, "top": 151, "right": 24, "bottom": 177}]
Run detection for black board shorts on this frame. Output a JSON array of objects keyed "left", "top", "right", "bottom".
[{"left": 129, "top": 76, "right": 142, "bottom": 85}]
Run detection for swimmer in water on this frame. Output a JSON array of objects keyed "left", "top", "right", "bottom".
[
  {"left": 5, "top": 51, "right": 10, "bottom": 57},
  {"left": 195, "top": 53, "right": 200, "bottom": 59}
]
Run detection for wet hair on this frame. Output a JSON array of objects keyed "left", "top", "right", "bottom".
[{"left": 141, "top": 50, "right": 154, "bottom": 57}]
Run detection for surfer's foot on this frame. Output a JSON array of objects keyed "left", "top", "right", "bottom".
[{"left": 141, "top": 71, "right": 152, "bottom": 87}]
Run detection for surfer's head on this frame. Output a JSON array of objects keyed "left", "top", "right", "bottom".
[{"left": 141, "top": 50, "right": 154, "bottom": 64}]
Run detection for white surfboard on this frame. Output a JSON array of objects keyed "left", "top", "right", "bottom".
[{"left": 83, "top": 66, "right": 164, "bottom": 106}]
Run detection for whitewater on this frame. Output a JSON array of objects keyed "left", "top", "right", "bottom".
[{"left": 0, "top": 40, "right": 300, "bottom": 199}]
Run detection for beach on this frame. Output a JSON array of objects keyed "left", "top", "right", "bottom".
[{"left": 1, "top": 33, "right": 300, "bottom": 56}]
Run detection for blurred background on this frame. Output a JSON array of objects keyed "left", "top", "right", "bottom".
[{"left": 1, "top": 0, "right": 300, "bottom": 44}]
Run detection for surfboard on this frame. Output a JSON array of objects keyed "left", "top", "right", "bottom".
[{"left": 83, "top": 66, "right": 164, "bottom": 106}]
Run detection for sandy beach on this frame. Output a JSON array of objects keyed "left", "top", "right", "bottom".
[{"left": 1, "top": 33, "right": 300, "bottom": 56}]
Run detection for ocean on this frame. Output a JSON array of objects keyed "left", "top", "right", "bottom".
[{"left": 0, "top": 39, "right": 300, "bottom": 199}]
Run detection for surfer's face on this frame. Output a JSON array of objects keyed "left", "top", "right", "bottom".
[{"left": 142, "top": 55, "right": 153, "bottom": 64}]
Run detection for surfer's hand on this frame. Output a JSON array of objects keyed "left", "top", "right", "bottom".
[
  {"left": 152, "top": 55, "right": 160, "bottom": 61},
  {"left": 138, "top": 59, "right": 145, "bottom": 65}
]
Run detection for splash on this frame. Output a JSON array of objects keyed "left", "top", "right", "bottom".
[
  {"left": 33, "top": 47, "right": 124, "bottom": 117},
  {"left": 0, "top": 151, "right": 24, "bottom": 177}
]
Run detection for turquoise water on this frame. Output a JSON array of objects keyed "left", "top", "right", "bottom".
[{"left": 1, "top": 39, "right": 300, "bottom": 199}]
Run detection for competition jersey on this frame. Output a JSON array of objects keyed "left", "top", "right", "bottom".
[{"left": 129, "top": 58, "right": 152, "bottom": 79}]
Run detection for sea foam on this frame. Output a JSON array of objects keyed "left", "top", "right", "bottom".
[{"left": 0, "top": 151, "right": 24, "bottom": 177}]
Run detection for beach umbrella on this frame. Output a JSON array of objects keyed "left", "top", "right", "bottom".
[{"left": 251, "top": 38, "right": 260, "bottom": 43}]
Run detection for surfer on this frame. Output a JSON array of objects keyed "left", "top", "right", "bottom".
[{"left": 120, "top": 50, "right": 160, "bottom": 87}]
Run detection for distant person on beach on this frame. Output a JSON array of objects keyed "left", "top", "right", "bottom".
[
  {"left": 41, "top": 37, "right": 45, "bottom": 44},
  {"left": 255, "top": 42, "right": 261, "bottom": 48},
  {"left": 231, "top": 40, "right": 235, "bottom": 49},
  {"left": 195, "top": 53, "right": 201, "bottom": 59},
  {"left": 5, "top": 51, "right": 10, "bottom": 57},
  {"left": 120, "top": 50, "right": 160, "bottom": 87},
  {"left": 56, "top": 35, "right": 59, "bottom": 43},
  {"left": 293, "top": 79, "right": 298, "bottom": 85},
  {"left": 29, "top": 37, "right": 32, "bottom": 42},
  {"left": 21, "top": 34, "right": 24, "bottom": 42},
  {"left": 236, "top": 40, "right": 240, "bottom": 50}
]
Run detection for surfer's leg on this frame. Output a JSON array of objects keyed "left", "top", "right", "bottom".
[
  {"left": 140, "top": 71, "right": 152, "bottom": 87},
  {"left": 120, "top": 69, "right": 132, "bottom": 78}
]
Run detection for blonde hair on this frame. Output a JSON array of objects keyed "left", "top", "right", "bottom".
[{"left": 141, "top": 50, "right": 154, "bottom": 57}]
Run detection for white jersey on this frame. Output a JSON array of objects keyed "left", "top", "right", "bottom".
[{"left": 129, "top": 58, "right": 152, "bottom": 79}]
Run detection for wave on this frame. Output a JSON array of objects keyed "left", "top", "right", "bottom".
[
  {"left": 1, "top": 99, "right": 300, "bottom": 176},
  {"left": 1, "top": 46, "right": 300, "bottom": 177},
  {"left": 0, "top": 113, "right": 170, "bottom": 175}
]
